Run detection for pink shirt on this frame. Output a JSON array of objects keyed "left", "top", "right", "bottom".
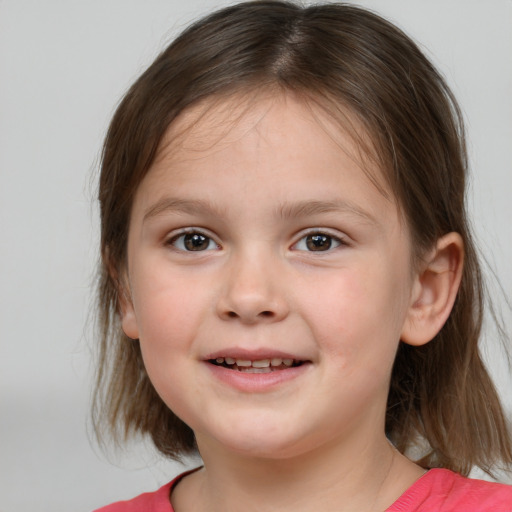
[{"left": 94, "top": 468, "right": 512, "bottom": 511}]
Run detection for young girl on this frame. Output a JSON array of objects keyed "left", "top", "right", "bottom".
[{"left": 92, "top": 1, "right": 512, "bottom": 510}]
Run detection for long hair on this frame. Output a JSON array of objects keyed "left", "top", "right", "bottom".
[{"left": 93, "top": 1, "right": 512, "bottom": 474}]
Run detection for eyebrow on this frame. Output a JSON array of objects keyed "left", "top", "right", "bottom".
[
  {"left": 143, "top": 197, "right": 378, "bottom": 225},
  {"left": 276, "top": 199, "right": 378, "bottom": 225},
  {"left": 143, "top": 198, "right": 226, "bottom": 222}
]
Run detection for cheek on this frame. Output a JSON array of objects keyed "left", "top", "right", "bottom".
[
  {"left": 135, "top": 289, "right": 202, "bottom": 358},
  {"left": 131, "top": 258, "right": 209, "bottom": 340},
  {"left": 301, "top": 263, "right": 410, "bottom": 365},
  {"left": 134, "top": 281, "right": 206, "bottom": 417},
  {"left": 129, "top": 267, "right": 207, "bottom": 381}
]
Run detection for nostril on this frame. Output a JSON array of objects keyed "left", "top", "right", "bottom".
[{"left": 225, "top": 310, "right": 273, "bottom": 319}]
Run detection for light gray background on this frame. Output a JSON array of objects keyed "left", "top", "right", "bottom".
[{"left": 1, "top": 1, "right": 511, "bottom": 510}]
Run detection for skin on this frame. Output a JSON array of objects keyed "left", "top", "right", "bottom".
[{"left": 120, "top": 93, "right": 463, "bottom": 511}]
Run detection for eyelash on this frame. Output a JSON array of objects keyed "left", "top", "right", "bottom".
[
  {"left": 166, "top": 229, "right": 220, "bottom": 252},
  {"left": 166, "top": 229, "right": 347, "bottom": 253},
  {"left": 291, "top": 230, "right": 347, "bottom": 253}
]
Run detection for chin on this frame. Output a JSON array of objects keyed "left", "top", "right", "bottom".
[{"left": 201, "top": 422, "right": 318, "bottom": 461}]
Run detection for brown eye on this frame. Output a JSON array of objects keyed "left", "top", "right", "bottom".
[
  {"left": 171, "top": 232, "right": 218, "bottom": 251},
  {"left": 292, "top": 232, "right": 343, "bottom": 252},
  {"left": 184, "top": 233, "right": 209, "bottom": 251},
  {"left": 306, "top": 234, "right": 333, "bottom": 251}
]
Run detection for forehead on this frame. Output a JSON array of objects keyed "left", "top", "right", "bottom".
[
  {"left": 152, "top": 90, "right": 388, "bottom": 193},
  {"left": 128, "top": 90, "right": 411, "bottom": 255},
  {"left": 132, "top": 91, "right": 399, "bottom": 232}
]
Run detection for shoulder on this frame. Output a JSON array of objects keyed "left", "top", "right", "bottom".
[
  {"left": 92, "top": 469, "right": 203, "bottom": 512},
  {"left": 388, "top": 468, "right": 512, "bottom": 511},
  {"left": 429, "top": 468, "right": 512, "bottom": 509},
  {"left": 92, "top": 480, "right": 174, "bottom": 512}
]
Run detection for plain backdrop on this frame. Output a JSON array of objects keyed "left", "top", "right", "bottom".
[{"left": 1, "top": 1, "right": 511, "bottom": 510}]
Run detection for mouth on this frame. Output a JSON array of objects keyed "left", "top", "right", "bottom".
[{"left": 208, "top": 357, "right": 305, "bottom": 374}]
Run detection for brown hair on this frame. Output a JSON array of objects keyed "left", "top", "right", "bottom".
[{"left": 93, "top": 1, "right": 512, "bottom": 474}]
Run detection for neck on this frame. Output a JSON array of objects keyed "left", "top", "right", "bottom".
[{"left": 173, "top": 432, "right": 423, "bottom": 512}]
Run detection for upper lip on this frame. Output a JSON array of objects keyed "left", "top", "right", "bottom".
[{"left": 204, "top": 348, "right": 309, "bottom": 361}]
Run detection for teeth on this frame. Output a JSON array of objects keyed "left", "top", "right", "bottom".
[
  {"left": 252, "top": 359, "right": 270, "bottom": 368},
  {"left": 240, "top": 367, "right": 272, "bottom": 373},
  {"left": 212, "top": 356, "right": 299, "bottom": 369}
]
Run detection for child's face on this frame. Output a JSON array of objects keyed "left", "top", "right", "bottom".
[{"left": 122, "top": 93, "right": 418, "bottom": 460}]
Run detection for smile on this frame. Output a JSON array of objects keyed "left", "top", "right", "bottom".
[{"left": 209, "top": 357, "right": 304, "bottom": 373}]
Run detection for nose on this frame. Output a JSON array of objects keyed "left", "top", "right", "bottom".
[{"left": 216, "top": 250, "right": 289, "bottom": 324}]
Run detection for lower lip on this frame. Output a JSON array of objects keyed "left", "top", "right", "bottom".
[{"left": 205, "top": 362, "right": 311, "bottom": 392}]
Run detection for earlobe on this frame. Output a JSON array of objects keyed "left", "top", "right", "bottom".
[
  {"left": 401, "top": 232, "right": 464, "bottom": 347},
  {"left": 119, "top": 286, "right": 140, "bottom": 340},
  {"left": 111, "top": 272, "right": 140, "bottom": 341},
  {"left": 103, "top": 246, "right": 140, "bottom": 339}
]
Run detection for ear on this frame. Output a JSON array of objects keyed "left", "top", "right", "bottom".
[
  {"left": 118, "top": 279, "right": 140, "bottom": 340},
  {"left": 104, "top": 247, "right": 140, "bottom": 340},
  {"left": 401, "top": 232, "right": 464, "bottom": 346}
]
